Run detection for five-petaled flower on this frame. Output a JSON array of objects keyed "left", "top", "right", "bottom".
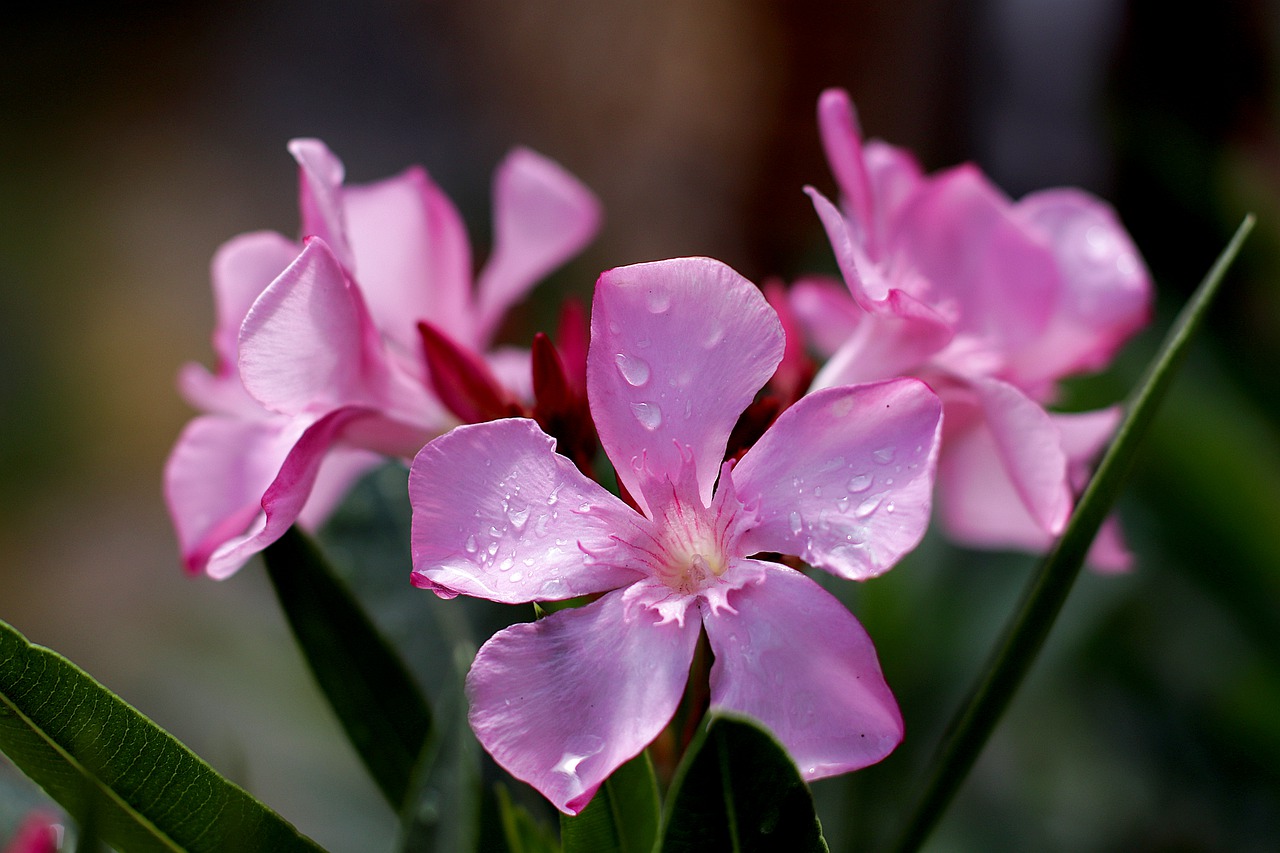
[
  {"left": 164, "top": 140, "right": 600, "bottom": 579},
  {"left": 796, "top": 88, "right": 1151, "bottom": 568},
  {"left": 409, "top": 257, "right": 943, "bottom": 813}
]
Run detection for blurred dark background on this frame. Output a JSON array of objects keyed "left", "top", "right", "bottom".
[{"left": 3, "top": 1, "right": 1279, "bottom": 850}]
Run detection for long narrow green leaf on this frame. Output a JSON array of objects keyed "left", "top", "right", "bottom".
[
  {"left": 497, "top": 784, "right": 561, "bottom": 853},
  {"left": 263, "top": 526, "right": 432, "bottom": 811},
  {"left": 560, "top": 750, "right": 660, "bottom": 853},
  {"left": 891, "top": 214, "right": 1256, "bottom": 853},
  {"left": 0, "top": 617, "right": 325, "bottom": 853},
  {"left": 659, "top": 714, "right": 827, "bottom": 853}
]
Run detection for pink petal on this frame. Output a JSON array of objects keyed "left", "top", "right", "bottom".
[
  {"left": 893, "top": 165, "right": 1059, "bottom": 352},
  {"left": 201, "top": 407, "right": 377, "bottom": 579},
  {"left": 808, "top": 287, "right": 955, "bottom": 389},
  {"left": 1007, "top": 189, "right": 1152, "bottom": 385},
  {"left": 817, "top": 88, "right": 877, "bottom": 252},
  {"left": 164, "top": 414, "right": 298, "bottom": 576},
  {"left": 238, "top": 238, "right": 390, "bottom": 416},
  {"left": 733, "top": 379, "right": 942, "bottom": 580},
  {"left": 176, "top": 361, "right": 260, "bottom": 416},
  {"left": 165, "top": 408, "right": 375, "bottom": 579},
  {"left": 1054, "top": 407, "right": 1132, "bottom": 572},
  {"left": 466, "top": 587, "right": 700, "bottom": 814},
  {"left": 807, "top": 186, "right": 890, "bottom": 304},
  {"left": 294, "top": 446, "right": 383, "bottom": 531},
  {"left": 588, "top": 258, "right": 783, "bottom": 516},
  {"left": 3, "top": 812, "right": 61, "bottom": 853},
  {"left": 789, "top": 275, "right": 862, "bottom": 356},
  {"left": 937, "top": 378, "right": 1071, "bottom": 547},
  {"left": 704, "top": 561, "right": 902, "bottom": 779},
  {"left": 288, "top": 138, "right": 352, "bottom": 268},
  {"left": 209, "top": 230, "right": 300, "bottom": 369},
  {"left": 343, "top": 166, "right": 477, "bottom": 352},
  {"left": 409, "top": 418, "right": 649, "bottom": 603},
  {"left": 862, "top": 139, "right": 924, "bottom": 227},
  {"left": 474, "top": 148, "right": 601, "bottom": 344}
]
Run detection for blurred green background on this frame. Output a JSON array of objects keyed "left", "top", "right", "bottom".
[{"left": 2, "top": 1, "right": 1278, "bottom": 850}]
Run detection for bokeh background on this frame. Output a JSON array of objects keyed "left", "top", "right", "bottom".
[{"left": 3, "top": 1, "right": 1279, "bottom": 850}]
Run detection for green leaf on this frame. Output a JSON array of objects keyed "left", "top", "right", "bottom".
[
  {"left": 263, "top": 526, "right": 432, "bottom": 812},
  {"left": 659, "top": 715, "right": 827, "bottom": 853},
  {"left": 561, "top": 750, "right": 660, "bottom": 853},
  {"left": 496, "top": 783, "right": 561, "bottom": 853},
  {"left": 0, "top": 617, "right": 325, "bottom": 853},
  {"left": 891, "top": 214, "right": 1256, "bottom": 853}
]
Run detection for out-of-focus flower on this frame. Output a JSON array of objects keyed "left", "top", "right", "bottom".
[
  {"left": 409, "top": 258, "right": 942, "bottom": 813},
  {"left": 2, "top": 812, "right": 60, "bottom": 853},
  {"left": 797, "top": 89, "right": 1150, "bottom": 568},
  {"left": 166, "top": 142, "right": 600, "bottom": 579}
]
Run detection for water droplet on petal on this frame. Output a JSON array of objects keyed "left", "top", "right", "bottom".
[
  {"left": 614, "top": 353, "right": 651, "bottom": 386},
  {"left": 487, "top": 542, "right": 499, "bottom": 557},
  {"left": 855, "top": 495, "right": 883, "bottom": 518},
  {"left": 836, "top": 497, "right": 850, "bottom": 512},
  {"left": 507, "top": 506, "right": 530, "bottom": 529},
  {"left": 631, "top": 401, "right": 663, "bottom": 430},
  {"left": 873, "top": 447, "right": 895, "bottom": 464},
  {"left": 646, "top": 288, "right": 672, "bottom": 313},
  {"left": 789, "top": 511, "right": 803, "bottom": 535},
  {"left": 464, "top": 535, "right": 478, "bottom": 554},
  {"left": 498, "top": 557, "right": 514, "bottom": 572},
  {"left": 510, "top": 571, "right": 523, "bottom": 583},
  {"left": 812, "top": 485, "right": 823, "bottom": 498},
  {"left": 848, "top": 473, "right": 873, "bottom": 493}
]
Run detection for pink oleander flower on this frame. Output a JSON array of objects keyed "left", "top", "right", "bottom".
[
  {"left": 797, "top": 88, "right": 1151, "bottom": 569},
  {"left": 165, "top": 141, "right": 600, "bottom": 578},
  {"left": 409, "top": 258, "right": 943, "bottom": 813},
  {"left": 2, "top": 812, "right": 60, "bottom": 853}
]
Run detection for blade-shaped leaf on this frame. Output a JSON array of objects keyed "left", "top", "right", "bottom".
[
  {"left": 659, "top": 714, "right": 828, "bottom": 853},
  {"left": 560, "top": 750, "right": 660, "bottom": 853},
  {"left": 263, "top": 526, "right": 432, "bottom": 811},
  {"left": 891, "top": 215, "right": 1256, "bottom": 853},
  {"left": 497, "top": 784, "right": 561, "bottom": 853},
  {"left": 0, "top": 617, "right": 325, "bottom": 853}
]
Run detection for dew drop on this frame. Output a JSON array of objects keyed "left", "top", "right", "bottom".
[
  {"left": 487, "top": 542, "right": 499, "bottom": 557},
  {"left": 818, "top": 455, "right": 845, "bottom": 474},
  {"left": 614, "top": 353, "right": 651, "bottom": 386},
  {"left": 873, "top": 447, "right": 895, "bottom": 464},
  {"left": 510, "top": 571, "right": 524, "bottom": 583},
  {"left": 836, "top": 497, "right": 850, "bottom": 512},
  {"left": 789, "top": 511, "right": 803, "bottom": 535},
  {"left": 507, "top": 506, "right": 530, "bottom": 529},
  {"left": 855, "top": 495, "right": 883, "bottom": 518},
  {"left": 498, "top": 557, "right": 514, "bottom": 572},
  {"left": 703, "top": 326, "right": 725, "bottom": 348},
  {"left": 885, "top": 501, "right": 896, "bottom": 513},
  {"left": 812, "top": 485, "right": 823, "bottom": 498},
  {"left": 631, "top": 401, "right": 663, "bottom": 430},
  {"left": 636, "top": 336, "right": 652, "bottom": 349},
  {"left": 847, "top": 473, "right": 873, "bottom": 493},
  {"left": 464, "top": 535, "right": 478, "bottom": 554},
  {"left": 646, "top": 288, "right": 672, "bottom": 313}
]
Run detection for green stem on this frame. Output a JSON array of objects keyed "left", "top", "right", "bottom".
[{"left": 890, "top": 215, "right": 1255, "bottom": 853}]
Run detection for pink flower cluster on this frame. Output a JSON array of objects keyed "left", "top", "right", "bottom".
[
  {"left": 166, "top": 89, "right": 1150, "bottom": 813},
  {"left": 797, "top": 89, "right": 1151, "bottom": 568},
  {"left": 164, "top": 141, "right": 600, "bottom": 578}
]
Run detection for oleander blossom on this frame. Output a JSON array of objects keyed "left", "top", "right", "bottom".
[
  {"left": 796, "top": 88, "right": 1151, "bottom": 568},
  {"left": 410, "top": 258, "right": 943, "bottom": 813},
  {"left": 165, "top": 140, "right": 600, "bottom": 579}
]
